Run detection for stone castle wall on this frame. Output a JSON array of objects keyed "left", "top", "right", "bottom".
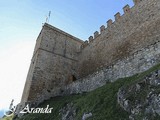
[
  {"left": 32, "top": 39, "right": 160, "bottom": 105},
  {"left": 21, "top": 24, "right": 83, "bottom": 103},
  {"left": 18, "top": 0, "right": 160, "bottom": 114},
  {"left": 78, "top": 0, "right": 160, "bottom": 77}
]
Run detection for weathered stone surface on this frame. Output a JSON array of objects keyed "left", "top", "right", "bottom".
[
  {"left": 82, "top": 112, "right": 92, "bottom": 120},
  {"left": 78, "top": 0, "right": 160, "bottom": 77},
  {"left": 117, "top": 70, "right": 160, "bottom": 119},
  {"left": 60, "top": 103, "right": 76, "bottom": 120},
  {"left": 20, "top": 24, "right": 83, "bottom": 104}
]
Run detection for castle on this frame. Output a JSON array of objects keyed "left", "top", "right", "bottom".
[{"left": 17, "top": 0, "right": 160, "bottom": 114}]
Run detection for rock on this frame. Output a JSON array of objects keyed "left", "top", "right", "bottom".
[
  {"left": 124, "top": 100, "right": 129, "bottom": 111},
  {"left": 145, "top": 106, "right": 153, "bottom": 114},
  {"left": 131, "top": 108, "right": 140, "bottom": 115},
  {"left": 117, "top": 70, "right": 160, "bottom": 119},
  {"left": 60, "top": 102, "right": 76, "bottom": 120},
  {"left": 82, "top": 112, "right": 92, "bottom": 120},
  {"left": 154, "top": 79, "right": 160, "bottom": 86},
  {"left": 136, "top": 84, "right": 141, "bottom": 91},
  {"left": 142, "top": 117, "right": 149, "bottom": 120},
  {"left": 117, "top": 88, "right": 128, "bottom": 111},
  {"left": 129, "top": 115, "right": 134, "bottom": 120}
]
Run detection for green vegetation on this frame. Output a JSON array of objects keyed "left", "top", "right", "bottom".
[
  {"left": 16, "top": 63, "right": 160, "bottom": 120},
  {"left": 0, "top": 114, "right": 14, "bottom": 120}
]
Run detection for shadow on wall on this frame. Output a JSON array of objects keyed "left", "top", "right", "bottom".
[{"left": 66, "top": 75, "right": 77, "bottom": 85}]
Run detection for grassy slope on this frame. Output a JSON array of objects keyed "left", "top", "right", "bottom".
[
  {"left": 0, "top": 114, "right": 14, "bottom": 120},
  {"left": 16, "top": 63, "right": 160, "bottom": 120}
]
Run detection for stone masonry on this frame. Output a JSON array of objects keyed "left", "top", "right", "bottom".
[{"left": 17, "top": 0, "right": 160, "bottom": 114}]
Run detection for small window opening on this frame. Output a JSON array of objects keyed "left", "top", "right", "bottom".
[
  {"left": 72, "top": 75, "right": 77, "bottom": 81},
  {"left": 47, "top": 89, "right": 51, "bottom": 93}
]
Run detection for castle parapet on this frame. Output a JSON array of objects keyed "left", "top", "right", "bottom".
[
  {"left": 81, "top": 40, "right": 89, "bottom": 49},
  {"left": 100, "top": 25, "right": 105, "bottom": 33},
  {"left": 114, "top": 12, "right": 121, "bottom": 21},
  {"left": 123, "top": 5, "right": 130, "bottom": 13},
  {"left": 133, "top": 0, "right": 142, "bottom": 5},
  {"left": 89, "top": 36, "right": 94, "bottom": 43},
  {"left": 107, "top": 19, "right": 113, "bottom": 27},
  {"left": 84, "top": 40, "right": 89, "bottom": 46},
  {"left": 83, "top": 0, "right": 144, "bottom": 48},
  {"left": 94, "top": 31, "right": 99, "bottom": 38}
]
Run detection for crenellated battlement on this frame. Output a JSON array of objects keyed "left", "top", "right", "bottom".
[
  {"left": 133, "top": 0, "right": 142, "bottom": 5},
  {"left": 80, "top": 0, "right": 143, "bottom": 49},
  {"left": 123, "top": 4, "right": 131, "bottom": 13},
  {"left": 79, "top": 0, "right": 160, "bottom": 77},
  {"left": 114, "top": 12, "right": 121, "bottom": 21}
]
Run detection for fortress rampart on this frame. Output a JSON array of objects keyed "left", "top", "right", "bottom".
[
  {"left": 79, "top": 0, "right": 160, "bottom": 77},
  {"left": 17, "top": 0, "right": 160, "bottom": 114}
]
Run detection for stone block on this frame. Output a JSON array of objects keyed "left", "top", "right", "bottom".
[
  {"left": 107, "top": 19, "right": 113, "bottom": 27},
  {"left": 100, "top": 25, "right": 105, "bottom": 33},
  {"left": 94, "top": 31, "right": 99, "bottom": 38},
  {"left": 123, "top": 5, "right": 130, "bottom": 13},
  {"left": 114, "top": 12, "right": 121, "bottom": 21},
  {"left": 133, "top": 0, "right": 142, "bottom": 5},
  {"left": 89, "top": 36, "right": 94, "bottom": 43}
]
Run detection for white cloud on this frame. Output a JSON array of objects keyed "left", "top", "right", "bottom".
[{"left": 0, "top": 40, "right": 35, "bottom": 110}]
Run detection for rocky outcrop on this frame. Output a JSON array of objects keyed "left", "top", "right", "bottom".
[
  {"left": 117, "top": 70, "right": 160, "bottom": 120},
  {"left": 59, "top": 103, "right": 76, "bottom": 120},
  {"left": 59, "top": 102, "right": 92, "bottom": 120}
]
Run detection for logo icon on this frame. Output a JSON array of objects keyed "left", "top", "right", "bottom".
[{"left": 4, "top": 99, "right": 16, "bottom": 117}]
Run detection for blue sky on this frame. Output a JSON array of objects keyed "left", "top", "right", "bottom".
[
  {"left": 0, "top": 110, "right": 3, "bottom": 118},
  {"left": 0, "top": 0, "right": 134, "bottom": 111}
]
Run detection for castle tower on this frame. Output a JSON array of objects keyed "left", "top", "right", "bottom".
[{"left": 20, "top": 23, "right": 83, "bottom": 104}]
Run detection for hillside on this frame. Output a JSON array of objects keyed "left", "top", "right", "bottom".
[
  {"left": 0, "top": 114, "right": 13, "bottom": 120},
  {"left": 15, "top": 63, "right": 160, "bottom": 120}
]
